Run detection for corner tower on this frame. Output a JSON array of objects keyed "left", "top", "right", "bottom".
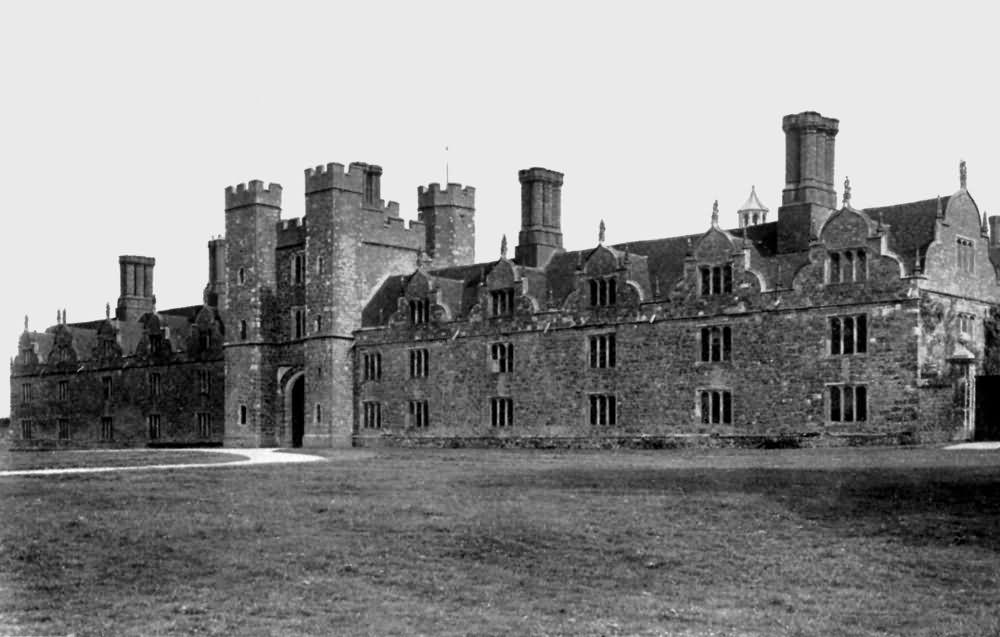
[
  {"left": 223, "top": 179, "right": 282, "bottom": 447},
  {"left": 116, "top": 255, "right": 155, "bottom": 321},
  {"left": 777, "top": 111, "right": 839, "bottom": 252},
  {"left": 515, "top": 167, "right": 564, "bottom": 268},
  {"left": 418, "top": 183, "right": 476, "bottom": 268}
]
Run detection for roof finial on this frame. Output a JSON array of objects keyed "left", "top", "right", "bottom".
[
  {"left": 983, "top": 211, "right": 989, "bottom": 235},
  {"left": 936, "top": 195, "right": 944, "bottom": 219},
  {"left": 960, "top": 159, "right": 967, "bottom": 189},
  {"left": 63, "top": 308, "right": 67, "bottom": 324},
  {"left": 843, "top": 176, "right": 851, "bottom": 207},
  {"left": 598, "top": 219, "right": 606, "bottom": 244},
  {"left": 106, "top": 302, "right": 111, "bottom": 319},
  {"left": 24, "top": 315, "right": 28, "bottom": 331},
  {"left": 500, "top": 234, "right": 508, "bottom": 259},
  {"left": 711, "top": 200, "right": 719, "bottom": 226},
  {"left": 56, "top": 309, "right": 61, "bottom": 325}
]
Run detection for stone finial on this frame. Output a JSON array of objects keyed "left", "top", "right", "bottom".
[
  {"left": 63, "top": 309, "right": 67, "bottom": 324},
  {"left": 960, "top": 159, "right": 967, "bottom": 189},
  {"left": 936, "top": 195, "right": 944, "bottom": 219},
  {"left": 711, "top": 200, "right": 719, "bottom": 226},
  {"left": 500, "top": 234, "right": 508, "bottom": 259},
  {"left": 24, "top": 315, "right": 28, "bottom": 331},
  {"left": 56, "top": 309, "right": 61, "bottom": 325},
  {"left": 983, "top": 211, "right": 990, "bottom": 235},
  {"left": 843, "top": 176, "right": 851, "bottom": 206},
  {"left": 106, "top": 302, "right": 111, "bottom": 319},
  {"left": 598, "top": 219, "right": 606, "bottom": 244}
]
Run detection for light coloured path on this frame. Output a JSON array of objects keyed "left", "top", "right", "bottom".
[
  {"left": 944, "top": 441, "right": 1000, "bottom": 450},
  {"left": 0, "top": 448, "right": 331, "bottom": 478}
]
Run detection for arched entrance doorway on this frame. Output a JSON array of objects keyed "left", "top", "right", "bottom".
[{"left": 290, "top": 374, "right": 305, "bottom": 448}]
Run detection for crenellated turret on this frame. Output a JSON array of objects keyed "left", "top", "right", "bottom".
[{"left": 418, "top": 182, "right": 476, "bottom": 268}]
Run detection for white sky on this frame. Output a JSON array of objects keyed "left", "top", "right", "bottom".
[{"left": 3, "top": 1, "right": 999, "bottom": 414}]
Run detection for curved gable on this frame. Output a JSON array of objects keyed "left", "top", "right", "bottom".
[
  {"left": 820, "top": 208, "right": 872, "bottom": 249},
  {"left": 944, "top": 189, "right": 982, "bottom": 234},
  {"left": 486, "top": 259, "right": 519, "bottom": 288},
  {"left": 693, "top": 227, "right": 736, "bottom": 263},
  {"left": 583, "top": 245, "right": 620, "bottom": 275}
]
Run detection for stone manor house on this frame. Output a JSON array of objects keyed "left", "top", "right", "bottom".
[{"left": 10, "top": 111, "right": 1000, "bottom": 449}]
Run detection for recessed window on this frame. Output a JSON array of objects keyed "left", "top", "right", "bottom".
[
  {"left": 700, "top": 326, "right": 732, "bottom": 362},
  {"left": 828, "top": 249, "right": 868, "bottom": 284},
  {"left": 58, "top": 381, "right": 68, "bottom": 401},
  {"left": 239, "top": 320, "right": 248, "bottom": 340},
  {"left": 197, "top": 413, "right": 211, "bottom": 438},
  {"left": 293, "top": 254, "right": 305, "bottom": 284},
  {"left": 409, "top": 299, "right": 430, "bottom": 324},
  {"left": 699, "top": 264, "right": 733, "bottom": 296},
  {"left": 363, "top": 352, "right": 382, "bottom": 381},
  {"left": 589, "top": 333, "right": 616, "bottom": 369},
  {"left": 957, "top": 237, "right": 974, "bottom": 274},
  {"left": 102, "top": 377, "right": 113, "bottom": 401},
  {"left": 58, "top": 419, "right": 70, "bottom": 441},
  {"left": 315, "top": 403, "right": 322, "bottom": 423},
  {"left": 21, "top": 419, "right": 33, "bottom": 440},
  {"left": 589, "top": 278, "right": 617, "bottom": 307},
  {"left": 700, "top": 389, "right": 732, "bottom": 425},
  {"left": 316, "top": 256, "right": 325, "bottom": 275},
  {"left": 409, "top": 349, "right": 429, "bottom": 378},
  {"left": 148, "top": 414, "right": 161, "bottom": 440},
  {"left": 21, "top": 383, "right": 32, "bottom": 403},
  {"left": 314, "top": 315, "right": 322, "bottom": 333},
  {"left": 491, "top": 288, "right": 515, "bottom": 316},
  {"left": 490, "top": 342, "right": 514, "bottom": 373},
  {"left": 829, "top": 384, "right": 867, "bottom": 422},
  {"left": 292, "top": 308, "right": 306, "bottom": 339},
  {"left": 198, "top": 369, "right": 210, "bottom": 395},
  {"left": 239, "top": 405, "right": 248, "bottom": 426},
  {"left": 830, "top": 314, "right": 868, "bottom": 355},
  {"left": 238, "top": 267, "right": 246, "bottom": 284},
  {"left": 101, "top": 417, "right": 113, "bottom": 441},
  {"left": 958, "top": 312, "right": 977, "bottom": 337},
  {"left": 490, "top": 397, "right": 514, "bottom": 427},
  {"left": 149, "top": 372, "right": 161, "bottom": 397},
  {"left": 363, "top": 401, "right": 382, "bottom": 429},
  {"left": 588, "top": 394, "right": 617, "bottom": 425},
  {"left": 408, "top": 400, "right": 429, "bottom": 428}
]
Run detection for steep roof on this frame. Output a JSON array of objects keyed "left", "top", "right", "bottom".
[{"left": 864, "top": 196, "right": 946, "bottom": 261}]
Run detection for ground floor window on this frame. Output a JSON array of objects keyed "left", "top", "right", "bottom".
[
  {"left": 588, "top": 394, "right": 617, "bottom": 425},
  {"left": 363, "top": 401, "right": 382, "bottom": 429},
  {"left": 829, "top": 384, "right": 867, "bottom": 422},
  {"left": 239, "top": 405, "right": 247, "bottom": 426},
  {"left": 490, "top": 397, "right": 514, "bottom": 427},
  {"left": 700, "top": 389, "right": 732, "bottom": 425},
  {"left": 21, "top": 420, "right": 32, "bottom": 440},
  {"left": 408, "top": 400, "right": 429, "bottom": 428},
  {"left": 101, "top": 417, "right": 113, "bottom": 442},
  {"left": 148, "top": 414, "right": 161, "bottom": 440},
  {"left": 197, "top": 413, "right": 211, "bottom": 438},
  {"left": 58, "top": 419, "right": 70, "bottom": 441}
]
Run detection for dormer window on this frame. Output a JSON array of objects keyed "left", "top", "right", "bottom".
[
  {"left": 700, "top": 264, "right": 733, "bottom": 296},
  {"left": 589, "top": 277, "right": 617, "bottom": 307},
  {"left": 409, "top": 298, "right": 430, "bottom": 324},
  {"left": 828, "top": 249, "right": 867, "bottom": 284},
  {"left": 490, "top": 288, "right": 515, "bottom": 316}
]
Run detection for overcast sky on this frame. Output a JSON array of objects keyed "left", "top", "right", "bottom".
[{"left": 3, "top": 1, "right": 998, "bottom": 414}]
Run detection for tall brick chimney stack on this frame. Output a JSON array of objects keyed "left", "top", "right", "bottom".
[
  {"left": 515, "top": 167, "right": 564, "bottom": 268},
  {"left": 204, "top": 238, "right": 227, "bottom": 310},
  {"left": 777, "top": 111, "right": 839, "bottom": 253},
  {"left": 116, "top": 255, "right": 156, "bottom": 321}
]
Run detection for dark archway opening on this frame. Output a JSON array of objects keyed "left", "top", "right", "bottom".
[{"left": 291, "top": 374, "right": 305, "bottom": 448}]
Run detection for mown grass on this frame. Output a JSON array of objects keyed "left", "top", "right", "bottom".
[
  {"left": 0, "top": 449, "right": 238, "bottom": 472},
  {"left": 1, "top": 446, "right": 999, "bottom": 636}
]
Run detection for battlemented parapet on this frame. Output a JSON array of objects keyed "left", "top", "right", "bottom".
[
  {"left": 417, "top": 183, "right": 476, "bottom": 210},
  {"left": 418, "top": 182, "right": 476, "bottom": 268},
  {"left": 225, "top": 180, "right": 283, "bottom": 211},
  {"left": 277, "top": 217, "right": 307, "bottom": 248}
]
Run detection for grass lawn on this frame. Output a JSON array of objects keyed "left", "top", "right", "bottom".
[
  {"left": 0, "top": 449, "right": 239, "bottom": 472},
  {"left": 1, "top": 445, "right": 999, "bottom": 636}
]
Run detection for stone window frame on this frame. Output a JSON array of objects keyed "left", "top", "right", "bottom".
[
  {"left": 490, "top": 396, "right": 514, "bottom": 427},
  {"left": 197, "top": 412, "right": 211, "bottom": 438},
  {"left": 957, "top": 311, "right": 977, "bottom": 338},
  {"left": 102, "top": 376, "right": 113, "bottom": 401},
  {"left": 490, "top": 288, "right": 516, "bottom": 317},
  {"left": 588, "top": 332, "right": 616, "bottom": 369},
  {"left": 699, "top": 263, "right": 734, "bottom": 296},
  {"left": 827, "top": 383, "right": 868, "bottom": 423},
  {"left": 956, "top": 236, "right": 975, "bottom": 274},
  {"left": 314, "top": 314, "right": 323, "bottom": 334},
  {"left": 57, "top": 419, "right": 70, "bottom": 441},
  {"left": 237, "top": 267, "right": 246, "bottom": 285},
  {"left": 21, "top": 383, "right": 31, "bottom": 404},
  {"left": 699, "top": 388, "right": 733, "bottom": 425},
  {"left": 588, "top": 393, "right": 617, "bottom": 425},
  {"left": 292, "top": 253, "right": 305, "bottom": 285},
  {"left": 315, "top": 403, "right": 322, "bottom": 424},
  {"left": 100, "top": 416, "right": 113, "bottom": 442},
  {"left": 409, "top": 298, "right": 431, "bottom": 324},
  {"left": 147, "top": 413, "right": 161, "bottom": 440},
  {"left": 362, "top": 401, "right": 382, "bottom": 429},
  {"left": 21, "top": 419, "right": 33, "bottom": 440},
  {"left": 408, "top": 399, "right": 429, "bottom": 428},
  {"left": 699, "top": 325, "right": 732, "bottom": 363},
  {"left": 409, "top": 348, "right": 429, "bottom": 378},
  {"left": 490, "top": 342, "right": 514, "bottom": 373},
  {"left": 827, "top": 249, "right": 868, "bottom": 284},
  {"left": 363, "top": 352, "right": 382, "bottom": 381},
  {"left": 316, "top": 256, "right": 325, "bottom": 276},
  {"left": 149, "top": 372, "right": 161, "bottom": 398},
  {"left": 198, "top": 369, "right": 211, "bottom": 395},
  {"left": 588, "top": 277, "right": 618, "bottom": 307},
  {"left": 239, "top": 404, "right": 248, "bottom": 426},
  {"left": 292, "top": 307, "right": 306, "bottom": 340},
  {"left": 239, "top": 320, "right": 248, "bottom": 340},
  {"left": 828, "top": 313, "right": 868, "bottom": 356},
  {"left": 58, "top": 380, "right": 68, "bottom": 401}
]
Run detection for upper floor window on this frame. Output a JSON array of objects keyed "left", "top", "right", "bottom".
[
  {"left": 957, "top": 237, "right": 975, "bottom": 274},
  {"left": 828, "top": 249, "right": 868, "bottom": 284},
  {"left": 293, "top": 254, "right": 305, "bottom": 284},
  {"left": 409, "top": 349, "right": 429, "bottom": 378},
  {"left": 363, "top": 401, "right": 382, "bottom": 429},
  {"left": 315, "top": 403, "right": 323, "bottom": 424},
  {"left": 491, "top": 288, "right": 515, "bottom": 316},
  {"left": 239, "top": 320, "right": 248, "bottom": 340},
  {"left": 58, "top": 380, "right": 68, "bottom": 401},
  {"left": 314, "top": 315, "right": 323, "bottom": 333},
  {"left": 316, "top": 256, "right": 325, "bottom": 275},
  {"left": 149, "top": 372, "right": 161, "bottom": 397},
  {"left": 700, "top": 326, "right": 732, "bottom": 362},
  {"left": 958, "top": 312, "right": 977, "bottom": 338},
  {"left": 198, "top": 369, "right": 211, "bottom": 395},
  {"left": 589, "top": 333, "right": 616, "bottom": 369},
  {"left": 237, "top": 267, "right": 246, "bottom": 285},
  {"left": 292, "top": 308, "right": 305, "bottom": 339},
  {"left": 700, "top": 264, "right": 733, "bottom": 296},
  {"left": 363, "top": 352, "right": 382, "bottom": 381},
  {"left": 589, "top": 278, "right": 617, "bottom": 307},
  {"left": 829, "top": 384, "right": 867, "bottom": 423},
  {"left": 830, "top": 314, "right": 868, "bottom": 355},
  {"left": 588, "top": 394, "right": 617, "bottom": 425},
  {"left": 490, "top": 342, "right": 514, "bottom": 373},
  {"left": 700, "top": 389, "right": 732, "bottom": 425},
  {"left": 21, "top": 383, "right": 32, "bottom": 404},
  {"left": 490, "top": 397, "right": 514, "bottom": 427},
  {"left": 409, "top": 299, "right": 430, "bottom": 324},
  {"left": 239, "top": 405, "right": 248, "bottom": 425},
  {"left": 102, "top": 376, "right": 113, "bottom": 401}
]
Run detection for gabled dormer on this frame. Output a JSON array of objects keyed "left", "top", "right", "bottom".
[{"left": 565, "top": 221, "right": 647, "bottom": 312}]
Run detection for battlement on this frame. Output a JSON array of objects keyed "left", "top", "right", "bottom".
[
  {"left": 305, "top": 161, "right": 381, "bottom": 195},
  {"left": 225, "top": 180, "right": 283, "bottom": 211},
  {"left": 417, "top": 183, "right": 476, "bottom": 210},
  {"left": 119, "top": 255, "right": 155, "bottom": 266},
  {"left": 519, "top": 167, "right": 564, "bottom": 186},
  {"left": 782, "top": 111, "right": 839, "bottom": 134}
]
